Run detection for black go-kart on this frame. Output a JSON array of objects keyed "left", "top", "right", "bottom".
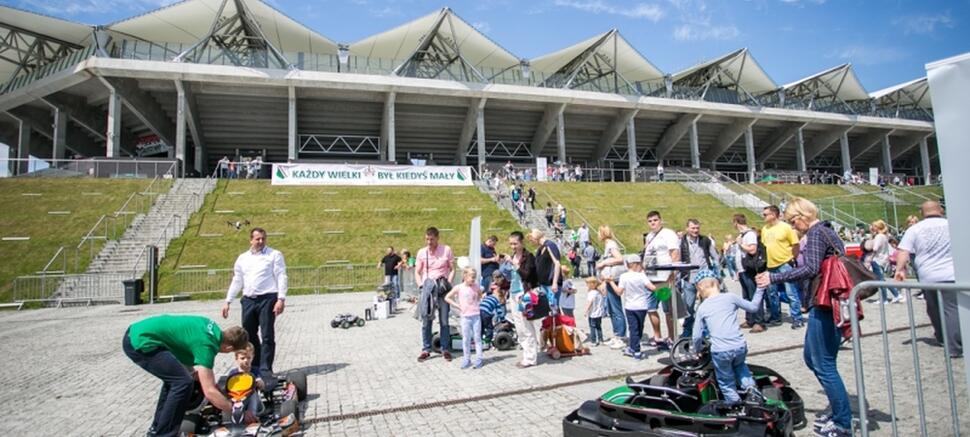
[
  {"left": 330, "top": 313, "right": 365, "bottom": 329},
  {"left": 431, "top": 319, "right": 517, "bottom": 352},
  {"left": 563, "top": 338, "right": 806, "bottom": 437},
  {"left": 180, "top": 370, "right": 308, "bottom": 436}
]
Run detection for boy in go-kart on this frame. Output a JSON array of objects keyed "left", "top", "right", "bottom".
[
  {"left": 690, "top": 270, "right": 766, "bottom": 406},
  {"left": 225, "top": 342, "right": 264, "bottom": 424}
]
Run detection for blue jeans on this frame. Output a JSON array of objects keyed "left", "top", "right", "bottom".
[
  {"left": 739, "top": 272, "right": 764, "bottom": 326},
  {"left": 421, "top": 294, "right": 451, "bottom": 353},
  {"left": 241, "top": 293, "right": 277, "bottom": 374},
  {"left": 606, "top": 283, "right": 626, "bottom": 337},
  {"left": 625, "top": 309, "right": 647, "bottom": 353},
  {"left": 724, "top": 255, "right": 737, "bottom": 278},
  {"left": 588, "top": 317, "right": 603, "bottom": 343},
  {"left": 123, "top": 329, "right": 194, "bottom": 437},
  {"left": 870, "top": 262, "right": 899, "bottom": 300},
  {"left": 804, "top": 307, "right": 852, "bottom": 429},
  {"left": 767, "top": 264, "right": 802, "bottom": 323},
  {"left": 679, "top": 279, "right": 698, "bottom": 338},
  {"left": 460, "top": 315, "right": 483, "bottom": 365},
  {"left": 384, "top": 274, "right": 400, "bottom": 298},
  {"left": 711, "top": 346, "right": 755, "bottom": 404}
]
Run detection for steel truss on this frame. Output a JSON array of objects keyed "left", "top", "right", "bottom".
[
  {"left": 807, "top": 155, "right": 841, "bottom": 169},
  {"left": 774, "top": 65, "right": 862, "bottom": 114},
  {"left": 298, "top": 134, "right": 380, "bottom": 156},
  {"left": 672, "top": 51, "right": 764, "bottom": 106},
  {"left": 873, "top": 80, "right": 934, "bottom": 121},
  {"left": 539, "top": 30, "right": 637, "bottom": 94},
  {"left": 714, "top": 151, "right": 749, "bottom": 165},
  {"left": 175, "top": 0, "right": 291, "bottom": 69},
  {"left": 393, "top": 10, "right": 486, "bottom": 82},
  {"left": 465, "top": 140, "right": 533, "bottom": 160},
  {"left": 0, "top": 22, "right": 83, "bottom": 90},
  {"left": 602, "top": 145, "right": 660, "bottom": 164}
]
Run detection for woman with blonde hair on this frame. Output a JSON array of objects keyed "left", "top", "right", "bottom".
[
  {"left": 865, "top": 220, "right": 901, "bottom": 303},
  {"left": 594, "top": 225, "right": 627, "bottom": 348},
  {"left": 756, "top": 197, "right": 853, "bottom": 437}
]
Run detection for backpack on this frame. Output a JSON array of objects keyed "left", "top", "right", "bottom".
[
  {"left": 511, "top": 189, "right": 521, "bottom": 202},
  {"left": 739, "top": 230, "right": 768, "bottom": 274}
]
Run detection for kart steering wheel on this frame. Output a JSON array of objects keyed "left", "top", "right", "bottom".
[{"left": 670, "top": 337, "right": 711, "bottom": 372}]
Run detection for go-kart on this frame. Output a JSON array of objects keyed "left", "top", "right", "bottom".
[
  {"left": 563, "top": 338, "right": 805, "bottom": 436},
  {"left": 331, "top": 313, "right": 365, "bottom": 329},
  {"left": 180, "top": 370, "right": 308, "bottom": 436}
]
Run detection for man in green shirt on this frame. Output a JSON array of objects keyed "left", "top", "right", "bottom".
[{"left": 123, "top": 315, "right": 249, "bottom": 437}]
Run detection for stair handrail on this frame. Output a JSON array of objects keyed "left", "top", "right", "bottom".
[
  {"left": 701, "top": 170, "right": 781, "bottom": 205},
  {"left": 538, "top": 186, "right": 627, "bottom": 253}
]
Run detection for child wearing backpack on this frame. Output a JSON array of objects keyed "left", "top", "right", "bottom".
[
  {"left": 690, "top": 270, "right": 766, "bottom": 405},
  {"left": 445, "top": 268, "right": 484, "bottom": 369}
]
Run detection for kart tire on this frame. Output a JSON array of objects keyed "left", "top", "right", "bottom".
[
  {"left": 340, "top": 320, "right": 351, "bottom": 329},
  {"left": 330, "top": 320, "right": 340, "bottom": 328},
  {"left": 493, "top": 331, "right": 515, "bottom": 351},
  {"left": 280, "top": 397, "right": 298, "bottom": 419},
  {"left": 289, "top": 370, "right": 308, "bottom": 402},
  {"left": 431, "top": 333, "right": 441, "bottom": 353},
  {"left": 180, "top": 414, "right": 201, "bottom": 434},
  {"left": 356, "top": 318, "right": 365, "bottom": 327}
]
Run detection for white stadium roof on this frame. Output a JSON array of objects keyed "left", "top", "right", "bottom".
[
  {"left": 871, "top": 77, "right": 931, "bottom": 109},
  {"left": 350, "top": 8, "right": 520, "bottom": 72},
  {"left": 0, "top": 6, "right": 93, "bottom": 81},
  {"left": 672, "top": 48, "right": 777, "bottom": 95},
  {"left": 783, "top": 63, "right": 868, "bottom": 102},
  {"left": 529, "top": 30, "right": 664, "bottom": 86},
  {"left": 106, "top": 0, "right": 338, "bottom": 54}
]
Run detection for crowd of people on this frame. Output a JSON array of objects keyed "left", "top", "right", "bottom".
[{"left": 215, "top": 155, "right": 264, "bottom": 179}]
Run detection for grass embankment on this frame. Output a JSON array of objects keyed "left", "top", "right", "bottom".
[
  {"left": 158, "top": 180, "right": 520, "bottom": 296},
  {"left": 534, "top": 182, "right": 758, "bottom": 251},
  {"left": 0, "top": 178, "right": 164, "bottom": 301},
  {"left": 757, "top": 184, "right": 944, "bottom": 229}
]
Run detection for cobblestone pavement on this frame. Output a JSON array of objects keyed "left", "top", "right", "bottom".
[{"left": 0, "top": 282, "right": 966, "bottom": 436}]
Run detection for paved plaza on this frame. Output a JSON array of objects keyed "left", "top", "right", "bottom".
[{"left": 0, "top": 281, "right": 967, "bottom": 436}]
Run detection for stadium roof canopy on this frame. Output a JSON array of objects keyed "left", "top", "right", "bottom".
[
  {"left": 871, "top": 77, "right": 932, "bottom": 109},
  {"left": 0, "top": 6, "right": 94, "bottom": 84},
  {"left": 106, "top": 0, "right": 338, "bottom": 55},
  {"left": 671, "top": 48, "right": 777, "bottom": 104},
  {"left": 530, "top": 29, "right": 664, "bottom": 95},
  {"left": 350, "top": 7, "right": 521, "bottom": 82},
  {"left": 782, "top": 63, "right": 868, "bottom": 106}
]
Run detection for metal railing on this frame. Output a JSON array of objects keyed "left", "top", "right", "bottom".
[
  {"left": 1, "top": 158, "right": 177, "bottom": 179},
  {"left": 166, "top": 264, "right": 387, "bottom": 296},
  {"left": 849, "top": 280, "right": 969, "bottom": 437},
  {"left": 1, "top": 45, "right": 95, "bottom": 94},
  {"left": 12, "top": 272, "right": 133, "bottom": 304},
  {"left": 129, "top": 179, "right": 214, "bottom": 280}
]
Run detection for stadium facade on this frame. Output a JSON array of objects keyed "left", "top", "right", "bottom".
[{"left": 0, "top": 1, "right": 938, "bottom": 182}]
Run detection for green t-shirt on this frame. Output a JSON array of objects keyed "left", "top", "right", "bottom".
[{"left": 128, "top": 315, "right": 223, "bottom": 368}]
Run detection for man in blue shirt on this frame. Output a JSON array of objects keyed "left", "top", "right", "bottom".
[{"left": 480, "top": 235, "right": 500, "bottom": 292}]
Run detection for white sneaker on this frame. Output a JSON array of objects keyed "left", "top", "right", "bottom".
[
  {"left": 610, "top": 338, "right": 627, "bottom": 350},
  {"left": 893, "top": 295, "right": 906, "bottom": 303}
]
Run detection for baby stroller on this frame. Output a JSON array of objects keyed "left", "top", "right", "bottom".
[{"left": 541, "top": 314, "right": 589, "bottom": 359}]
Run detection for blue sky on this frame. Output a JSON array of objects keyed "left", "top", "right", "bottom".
[{"left": 6, "top": 0, "right": 968, "bottom": 91}]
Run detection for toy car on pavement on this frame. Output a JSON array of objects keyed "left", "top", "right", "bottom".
[
  {"left": 180, "top": 370, "right": 308, "bottom": 436},
  {"left": 563, "top": 338, "right": 805, "bottom": 436},
  {"left": 331, "top": 313, "right": 365, "bottom": 329}
]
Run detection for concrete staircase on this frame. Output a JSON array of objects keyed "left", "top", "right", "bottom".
[
  {"left": 842, "top": 184, "right": 908, "bottom": 204},
  {"left": 681, "top": 180, "right": 769, "bottom": 213},
  {"left": 475, "top": 180, "right": 553, "bottom": 234},
  {"left": 56, "top": 178, "right": 216, "bottom": 301}
]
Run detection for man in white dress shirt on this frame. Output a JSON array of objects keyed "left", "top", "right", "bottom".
[{"left": 222, "top": 227, "right": 288, "bottom": 375}]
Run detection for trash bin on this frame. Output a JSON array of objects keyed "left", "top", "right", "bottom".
[{"left": 123, "top": 279, "right": 143, "bottom": 306}]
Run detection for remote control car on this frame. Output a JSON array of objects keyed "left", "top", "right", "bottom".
[
  {"left": 563, "top": 338, "right": 805, "bottom": 437},
  {"left": 330, "top": 313, "right": 365, "bottom": 329},
  {"left": 180, "top": 370, "right": 308, "bottom": 436}
]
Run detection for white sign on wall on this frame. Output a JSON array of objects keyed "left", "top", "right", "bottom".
[
  {"left": 271, "top": 163, "right": 473, "bottom": 186},
  {"left": 536, "top": 157, "right": 548, "bottom": 182},
  {"left": 869, "top": 167, "right": 879, "bottom": 186}
]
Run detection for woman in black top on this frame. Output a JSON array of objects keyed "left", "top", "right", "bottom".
[{"left": 508, "top": 231, "right": 540, "bottom": 368}]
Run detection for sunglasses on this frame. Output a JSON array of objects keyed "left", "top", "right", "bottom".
[{"left": 786, "top": 214, "right": 802, "bottom": 225}]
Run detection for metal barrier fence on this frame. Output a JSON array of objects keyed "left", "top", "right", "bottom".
[
  {"left": 2, "top": 158, "right": 177, "bottom": 178},
  {"left": 166, "top": 264, "right": 388, "bottom": 296},
  {"left": 12, "top": 272, "right": 134, "bottom": 304},
  {"left": 849, "top": 280, "right": 970, "bottom": 437}
]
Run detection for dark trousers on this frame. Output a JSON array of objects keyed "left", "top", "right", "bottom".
[
  {"left": 626, "top": 309, "right": 648, "bottom": 353},
  {"left": 123, "top": 330, "right": 194, "bottom": 437},
  {"left": 925, "top": 283, "right": 963, "bottom": 357},
  {"left": 481, "top": 311, "right": 495, "bottom": 342},
  {"left": 242, "top": 293, "right": 277, "bottom": 374},
  {"left": 422, "top": 294, "right": 451, "bottom": 352},
  {"left": 739, "top": 272, "right": 765, "bottom": 326}
]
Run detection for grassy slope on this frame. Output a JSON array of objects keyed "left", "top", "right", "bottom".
[
  {"left": 758, "top": 184, "right": 944, "bottom": 228},
  {"left": 534, "top": 182, "right": 758, "bottom": 250},
  {"left": 157, "top": 180, "right": 521, "bottom": 294},
  {"left": 0, "top": 178, "right": 162, "bottom": 301}
]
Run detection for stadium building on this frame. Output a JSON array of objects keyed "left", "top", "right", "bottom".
[{"left": 0, "top": 1, "right": 938, "bottom": 182}]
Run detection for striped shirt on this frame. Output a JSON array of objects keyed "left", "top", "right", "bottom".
[{"left": 480, "top": 294, "right": 506, "bottom": 320}]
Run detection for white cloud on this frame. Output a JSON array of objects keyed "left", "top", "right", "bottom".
[
  {"left": 833, "top": 45, "right": 906, "bottom": 66},
  {"left": 779, "top": 0, "right": 826, "bottom": 5},
  {"left": 894, "top": 12, "right": 955, "bottom": 35},
  {"left": 472, "top": 21, "right": 492, "bottom": 33},
  {"left": 673, "top": 24, "right": 740, "bottom": 41},
  {"left": 18, "top": 0, "right": 179, "bottom": 16},
  {"left": 553, "top": 0, "right": 664, "bottom": 22}
]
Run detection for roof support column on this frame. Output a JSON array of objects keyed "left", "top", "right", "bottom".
[
  {"left": 689, "top": 121, "right": 700, "bottom": 169},
  {"left": 456, "top": 98, "right": 486, "bottom": 166},
  {"left": 881, "top": 134, "right": 893, "bottom": 174},
  {"left": 476, "top": 103, "right": 486, "bottom": 175},
  {"left": 530, "top": 103, "right": 566, "bottom": 158},
  {"left": 381, "top": 91, "right": 396, "bottom": 163},
  {"left": 839, "top": 131, "right": 851, "bottom": 176},
  {"left": 176, "top": 84, "right": 188, "bottom": 177},
  {"left": 627, "top": 117, "right": 637, "bottom": 182},
  {"left": 920, "top": 137, "right": 931, "bottom": 185},
  {"left": 52, "top": 106, "right": 67, "bottom": 160},
  {"left": 288, "top": 86, "right": 297, "bottom": 161},
  {"left": 655, "top": 113, "right": 701, "bottom": 162},
  {"left": 175, "top": 80, "right": 205, "bottom": 174},
  {"left": 16, "top": 120, "right": 30, "bottom": 175},
  {"left": 795, "top": 127, "right": 806, "bottom": 172},
  {"left": 556, "top": 111, "right": 566, "bottom": 164},
  {"left": 745, "top": 125, "right": 756, "bottom": 184},
  {"left": 594, "top": 109, "right": 638, "bottom": 162},
  {"left": 106, "top": 89, "right": 122, "bottom": 158}
]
